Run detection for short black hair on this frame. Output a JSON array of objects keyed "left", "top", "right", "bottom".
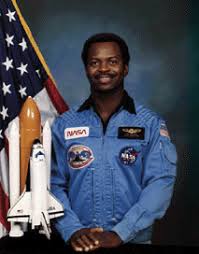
[{"left": 81, "top": 33, "right": 130, "bottom": 66}]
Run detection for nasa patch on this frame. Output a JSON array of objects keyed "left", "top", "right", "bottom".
[
  {"left": 67, "top": 144, "right": 94, "bottom": 169},
  {"left": 120, "top": 147, "right": 139, "bottom": 165},
  {"left": 65, "top": 127, "right": 89, "bottom": 140}
]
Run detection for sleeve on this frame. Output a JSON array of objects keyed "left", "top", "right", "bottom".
[
  {"left": 50, "top": 119, "right": 84, "bottom": 242},
  {"left": 111, "top": 119, "right": 177, "bottom": 243}
]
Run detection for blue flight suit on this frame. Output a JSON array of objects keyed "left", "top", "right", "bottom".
[{"left": 51, "top": 91, "right": 177, "bottom": 243}]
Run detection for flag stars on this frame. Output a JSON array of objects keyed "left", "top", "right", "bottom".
[
  {"left": 18, "top": 85, "right": 27, "bottom": 98},
  {"left": 2, "top": 57, "right": 14, "bottom": 71},
  {"left": 6, "top": 9, "right": 16, "bottom": 22},
  {"left": 5, "top": 34, "right": 14, "bottom": 47},
  {"left": 0, "top": 106, "right": 9, "bottom": 120},
  {"left": 36, "top": 69, "right": 41, "bottom": 78},
  {"left": 0, "top": 129, "right": 3, "bottom": 139},
  {"left": 17, "top": 63, "right": 28, "bottom": 76},
  {"left": 19, "top": 38, "right": 27, "bottom": 51},
  {"left": 2, "top": 82, "right": 12, "bottom": 96}
]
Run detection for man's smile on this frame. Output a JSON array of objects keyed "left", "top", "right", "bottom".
[{"left": 94, "top": 73, "right": 116, "bottom": 83}]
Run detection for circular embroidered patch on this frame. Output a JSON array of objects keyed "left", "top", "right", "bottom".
[
  {"left": 120, "top": 147, "right": 139, "bottom": 165},
  {"left": 67, "top": 144, "right": 94, "bottom": 169}
]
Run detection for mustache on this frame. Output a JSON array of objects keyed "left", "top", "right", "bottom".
[{"left": 94, "top": 72, "right": 116, "bottom": 79}]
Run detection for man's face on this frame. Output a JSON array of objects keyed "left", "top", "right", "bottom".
[{"left": 85, "top": 42, "right": 128, "bottom": 93}]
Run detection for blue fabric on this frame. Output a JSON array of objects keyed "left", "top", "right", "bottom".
[{"left": 51, "top": 101, "right": 177, "bottom": 243}]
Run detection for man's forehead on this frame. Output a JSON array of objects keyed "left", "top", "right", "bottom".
[{"left": 87, "top": 41, "right": 122, "bottom": 58}]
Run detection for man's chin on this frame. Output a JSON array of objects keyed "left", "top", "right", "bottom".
[
  {"left": 93, "top": 85, "right": 116, "bottom": 93},
  {"left": 92, "top": 85, "right": 124, "bottom": 96}
]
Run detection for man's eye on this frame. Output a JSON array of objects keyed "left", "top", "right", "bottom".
[
  {"left": 109, "top": 59, "right": 118, "bottom": 65},
  {"left": 89, "top": 61, "right": 99, "bottom": 67}
]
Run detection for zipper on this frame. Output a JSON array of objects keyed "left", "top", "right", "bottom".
[
  {"left": 100, "top": 118, "right": 105, "bottom": 225},
  {"left": 93, "top": 111, "right": 118, "bottom": 224},
  {"left": 91, "top": 112, "right": 105, "bottom": 225}
]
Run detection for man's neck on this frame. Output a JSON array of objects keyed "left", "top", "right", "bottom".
[{"left": 91, "top": 88, "right": 124, "bottom": 124}]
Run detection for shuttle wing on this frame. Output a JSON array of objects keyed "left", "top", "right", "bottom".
[
  {"left": 47, "top": 192, "right": 64, "bottom": 219},
  {"left": 7, "top": 191, "right": 31, "bottom": 222}
]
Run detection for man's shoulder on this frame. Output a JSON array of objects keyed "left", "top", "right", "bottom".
[
  {"left": 134, "top": 101, "right": 164, "bottom": 126},
  {"left": 57, "top": 106, "right": 79, "bottom": 120},
  {"left": 52, "top": 105, "right": 88, "bottom": 130}
]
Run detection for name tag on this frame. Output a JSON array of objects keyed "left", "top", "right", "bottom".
[
  {"left": 65, "top": 127, "right": 89, "bottom": 140},
  {"left": 118, "top": 127, "right": 145, "bottom": 140}
]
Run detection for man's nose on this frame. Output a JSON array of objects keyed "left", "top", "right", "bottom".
[{"left": 98, "top": 61, "right": 109, "bottom": 72}]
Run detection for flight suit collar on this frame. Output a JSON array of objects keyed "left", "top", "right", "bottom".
[{"left": 77, "top": 90, "right": 136, "bottom": 115}]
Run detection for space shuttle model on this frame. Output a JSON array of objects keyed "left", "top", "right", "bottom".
[{"left": 7, "top": 97, "right": 64, "bottom": 239}]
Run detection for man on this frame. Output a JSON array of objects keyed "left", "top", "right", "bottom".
[{"left": 51, "top": 33, "right": 177, "bottom": 252}]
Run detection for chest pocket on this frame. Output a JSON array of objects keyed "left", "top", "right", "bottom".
[
  {"left": 118, "top": 141, "right": 145, "bottom": 166},
  {"left": 106, "top": 124, "right": 148, "bottom": 163}
]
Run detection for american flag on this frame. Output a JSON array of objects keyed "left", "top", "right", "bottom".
[{"left": 0, "top": 0, "right": 68, "bottom": 238}]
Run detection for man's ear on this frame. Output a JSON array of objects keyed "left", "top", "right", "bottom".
[{"left": 124, "top": 64, "right": 129, "bottom": 77}]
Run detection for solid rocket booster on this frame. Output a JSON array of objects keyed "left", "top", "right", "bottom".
[
  {"left": 8, "top": 121, "right": 24, "bottom": 237},
  {"left": 42, "top": 121, "right": 52, "bottom": 190},
  {"left": 19, "top": 96, "right": 41, "bottom": 193},
  {"left": 9, "top": 122, "right": 20, "bottom": 207}
]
